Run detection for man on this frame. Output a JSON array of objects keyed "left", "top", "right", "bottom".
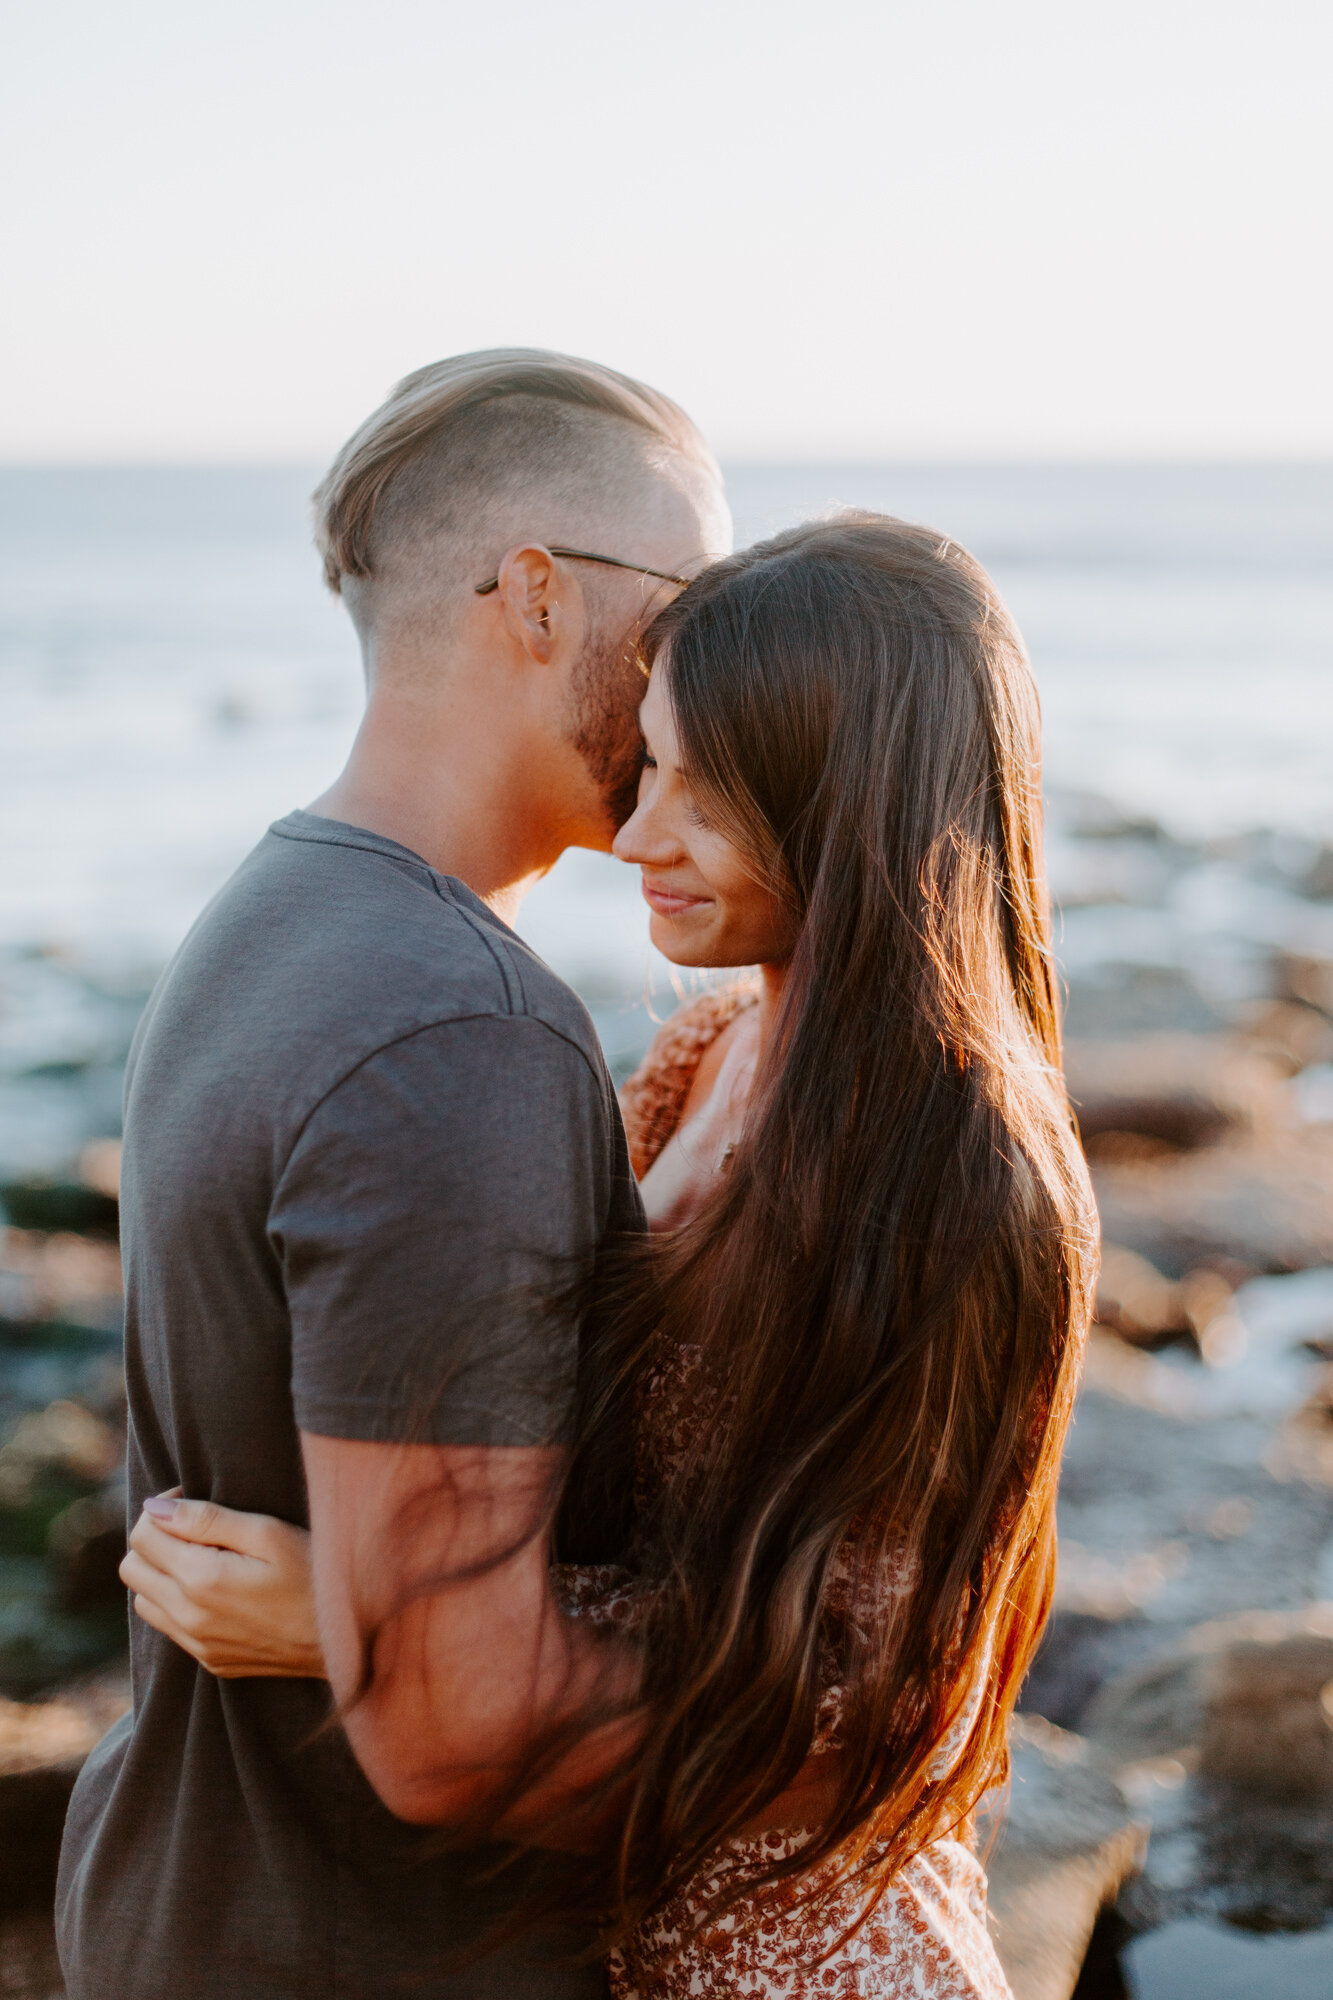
[{"left": 56, "top": 350, "right": 732, "bottom": 1999}]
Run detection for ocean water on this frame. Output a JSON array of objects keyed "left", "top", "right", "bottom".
[{"left": 1, "top": 463, "right": 1331, "bottom": 1173}]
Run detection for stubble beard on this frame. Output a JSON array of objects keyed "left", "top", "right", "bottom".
[{"left": 566, "top": 623, "right": 648, "bottom": 834}]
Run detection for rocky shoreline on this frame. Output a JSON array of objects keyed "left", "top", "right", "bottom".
[{"left": 3, "top": 795, "right": 1333, "bottom": 1995}]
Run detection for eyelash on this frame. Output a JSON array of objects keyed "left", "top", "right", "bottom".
[{"left": 640, "top": 754, "right": 709, "bottom": 828}]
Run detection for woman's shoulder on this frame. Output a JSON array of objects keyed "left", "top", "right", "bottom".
[{"left": 619, "top": 979, "right": 761, "bottom": 1178}]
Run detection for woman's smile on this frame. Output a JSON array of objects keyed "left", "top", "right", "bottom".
[{"left": 640, "top": 875, "right": 711, "bottom": 919}]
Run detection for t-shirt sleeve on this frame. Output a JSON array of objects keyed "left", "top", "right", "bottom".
[{"left": 270, "top": 1013, "right": 614, "bottom": 1447}]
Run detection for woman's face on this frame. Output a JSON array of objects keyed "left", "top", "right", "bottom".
[{"left": 612, "top": 668, "right": 797, "bottom": 969}]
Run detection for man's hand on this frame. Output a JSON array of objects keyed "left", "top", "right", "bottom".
[{"left": 121, "top": 1493, "right": 325, "bottom": 1679}]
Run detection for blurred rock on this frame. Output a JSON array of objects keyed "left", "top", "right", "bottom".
[
  {"left": 0, "top": 1230, "right": 122, "bottom": 1333},
  {"left": 1094, "top": 1245, "right": 1240, "bottom": 1356},
  {"left": 1276, "top": 952, "right": 1333, "bottom": 1018},
  {"left": 1066, "top": 1035, "right": 1285, "bottom": 1158},
  {"left": 0, "top": 1660, "right": 128, "bottom": 1911},
  {"left": 1239, "top": 998, "right": 1333, "bottom": 1075},
  {"left": 1062, "top": 966, "right": 1227, "bottom": 1040},
  {"left": 75, "top": 1141, "right": 120, "bottom": 1203},
  {"left": 1302, "top": 847, "right": 1333, "bottom": 902},
  {"left": 1091, "top": 1129, "right": 1333, "bottom": 1275},
  {"left": 1083, "top": 1605, "right": 1333, "bottom": 1780},
  {"left": 1265, "top": 1364, "right": 1333, "bottom": 1487},
  {"left": 1288, "top": 1063, "right": 1333, "bottom": 1127},
  {"left": 1020, "top": 1612, "right": 1137, "bottom": 1735},
  {"left": 0, "top": 1403, "right": 120, "bottom": 1510},
  {"left": 985, "top": 1715, "right": 1147, "bottom": 2000},
  {"left": 0, "top": 1558, "right": 128, "bottom": 1700},
  {"left": 1046, "top": 790, "right": 1175, "bottom": 846},
  {"left": 1201, "top": 1633, "right": 1333, "bottom": 1795},
  {"left": 0, "top": 1395, "right": 126, "bottom": 1692},
  {"left": 1094, "top": 1246, "right": 1188, "bottom": 1346},
  {"left": 46, "top": 1482, "right": 126, "bottom": 1615},
  {"left": 0, "top": 1186, "right": 117, "bottom": 1242},
  {"left": 1080, "top": 1608, "right": 1333, "bottom": 1935},
  {"left": 1039, "top": 1293, "right": 1333, "bottom": 1741}
]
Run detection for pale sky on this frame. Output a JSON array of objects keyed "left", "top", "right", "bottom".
[{"left": 4, "top": 0, "right": 1330, "bottom": 462}]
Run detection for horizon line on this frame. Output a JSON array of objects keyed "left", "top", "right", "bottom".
[{"left": 3, "top": 454, "right": 1332, "bottom": 474}]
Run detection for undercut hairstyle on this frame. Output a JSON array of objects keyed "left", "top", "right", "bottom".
[{"left": 312, "top": 348, "right": 719, "bottom": 602}]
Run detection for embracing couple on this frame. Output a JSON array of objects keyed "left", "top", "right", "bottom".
[{"left": 56, "top": 351, "right": 1096, "bottom": 2000}]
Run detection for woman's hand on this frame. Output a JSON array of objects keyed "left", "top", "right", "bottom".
[{"left": 120, "top": 1492, "right": 325, "bottom": 1679}]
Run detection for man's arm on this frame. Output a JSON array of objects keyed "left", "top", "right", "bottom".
[{"left": 302, "top": 1430, "right": 642, "bottom": 1840}]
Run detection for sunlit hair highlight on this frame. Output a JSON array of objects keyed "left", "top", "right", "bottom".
[{"left": 565, "top": 512, "right": 1098, "bottom": 1948}]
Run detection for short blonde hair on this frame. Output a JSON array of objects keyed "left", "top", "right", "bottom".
[{"left": 313, "top": 348, "right": 719, "bottom": 593}]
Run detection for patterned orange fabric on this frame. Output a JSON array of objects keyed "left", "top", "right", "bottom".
[{"left": 618, "top": 982, "right": 760, "bottom": 1178}]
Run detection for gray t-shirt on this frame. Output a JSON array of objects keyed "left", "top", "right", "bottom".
[{"left": 56, "top": 811, "right": 642, "bottom": 2000}]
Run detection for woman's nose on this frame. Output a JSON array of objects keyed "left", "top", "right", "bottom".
[
  {"left": 613, "top": 791, "right": 681, "bottom": 868},
  {"left": 612, "top": 801, "right": 650, "bottom": 863}
]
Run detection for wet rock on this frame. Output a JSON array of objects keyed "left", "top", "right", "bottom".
[
  {"left": 1021, "top": 1613, "right": 1137, "bottom": 1734},
  {"left": 0, "top": 1660, "right": 129, "bottom": 1911},
  {"left": 1201, "top": 1633, "right": 1333, "bottom": 1795},
  {"left": 1094, "top": 1245, "right": 1240, "bottom": 1357},
  {"left": 1066, "top": 1035, "right": 1284, "bottom": 1158},
  {"left": 1041, "top": 1287, "right": 1333, "bottom": 1742},
  {"left": 1080, "top": 1608, "right": 1333, "bottom": 1935},
  {"left": 1083, "top": 1606, "right": 1333, "bottom": 1791},
  {"left": 1094, "top": 1246, "right": 1188, "bottom": 1346},
  {"left": 1091, "top": 1129, "right": 1333, "bottom": 1275},
  {"left": 985, "top": 1716, "right": 1147, "bottom": 2000}
]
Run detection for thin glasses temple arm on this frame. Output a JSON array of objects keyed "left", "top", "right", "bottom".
[{"left": 474, "top": 548, "right": 692, "bottom": 594}]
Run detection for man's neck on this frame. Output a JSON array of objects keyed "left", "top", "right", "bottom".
[{"left": 307, "top": 699, "right": 567, "bottom": 927}]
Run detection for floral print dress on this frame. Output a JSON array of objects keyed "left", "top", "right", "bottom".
[{"left": 559, "top": 988, "right": 1014, "bottom": 2000}]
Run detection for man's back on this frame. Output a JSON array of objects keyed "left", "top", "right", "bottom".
[{"left": 57, "top": 810, "right": 638, "bottom": 1999}]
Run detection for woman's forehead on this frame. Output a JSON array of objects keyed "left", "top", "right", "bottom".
[{"left": 639, "top": 670, "right": 674, "bottom": 741}]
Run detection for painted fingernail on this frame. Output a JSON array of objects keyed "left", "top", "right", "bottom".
[{"left": 143, "top": 1496, "right": 178, "bottom": 1520}]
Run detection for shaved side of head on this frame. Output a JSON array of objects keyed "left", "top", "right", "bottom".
[{"left": 314, "top": 350, "right": 725, "bottom": 648}]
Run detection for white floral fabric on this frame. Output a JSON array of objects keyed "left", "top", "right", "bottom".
[{"left": 606, "top": 1830, "right": 1011, "bottom": 2000}]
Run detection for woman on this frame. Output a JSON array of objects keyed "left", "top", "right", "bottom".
[{"left": 123, "top": 515, "right": 1097, "bottom": 1997}]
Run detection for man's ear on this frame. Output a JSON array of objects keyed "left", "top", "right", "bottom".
[{"left": 493, "top": 545, "right": 576, "bottom": 665}]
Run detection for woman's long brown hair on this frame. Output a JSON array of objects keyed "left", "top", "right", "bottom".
[{"left": 569, "top": 513, "right": 1098, "bottom": 1943}]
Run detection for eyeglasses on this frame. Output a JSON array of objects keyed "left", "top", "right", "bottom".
[{"left": 474, "top": 547, "right": 692, "bottom": 595}]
